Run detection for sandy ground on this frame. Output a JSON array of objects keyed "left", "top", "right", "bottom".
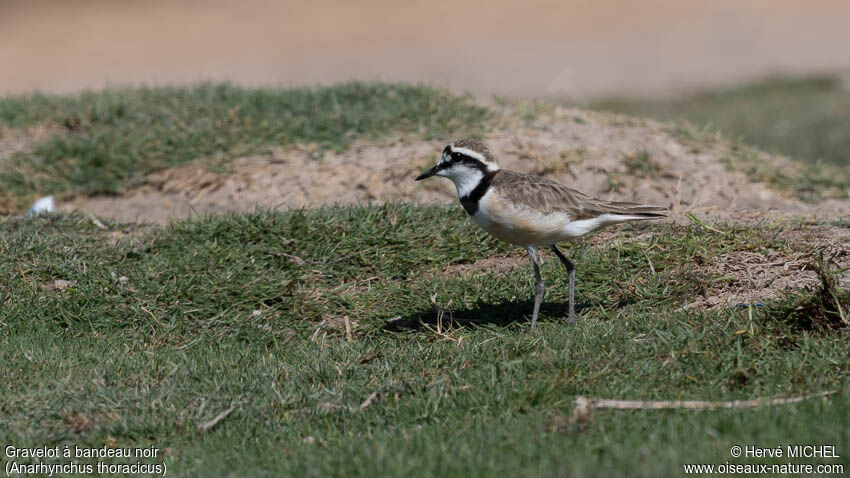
[
  {"left": 2, "top": 0, "right": 850, "bottom": 99},
  {"left": 59, "top": 106, "right": 850, "bottom": 223}
]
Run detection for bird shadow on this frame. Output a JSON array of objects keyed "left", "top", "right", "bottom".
[{"left": 383, "top": 298, "right": 591, "bottom": 333}]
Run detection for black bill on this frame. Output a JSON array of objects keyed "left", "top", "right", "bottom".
[{"left": 415, "top": 166, "right": 438, "bottom": 181}]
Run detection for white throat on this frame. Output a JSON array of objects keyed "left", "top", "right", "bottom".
[{"left": 447, "top": 168, "right": 485, "bottom": 199}]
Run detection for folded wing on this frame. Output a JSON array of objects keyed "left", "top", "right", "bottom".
[{"left": 493, "top": 171, "right": 667, "bottom": 220}]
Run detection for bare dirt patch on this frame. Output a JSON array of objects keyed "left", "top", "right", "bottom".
[
  {"left": 63, "top": 140, "right": 439, "bottom": 223},
  {"left": 440, "top": 253, "right": 528, "bottom": 278},
  {"left": 62, "top": 107, "right": 850, "bottom": 224},
  {"left": 41, "top": 279, "right": 78, "bottom": 291},
  {"left": 681, "top": 225, "right": 850, "bottom": 309}
]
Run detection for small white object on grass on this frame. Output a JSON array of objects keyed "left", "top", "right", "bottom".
[{"left": 27, "top": 196, "right": 55, "bottom": 215}]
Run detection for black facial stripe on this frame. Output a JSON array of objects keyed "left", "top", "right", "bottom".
[
  {"left": 463, "top": 158, "right": 488, "bottom": 171},
  {"left": 447, "top": 151, "right": 488, "bottom": 170},
  {"left": 459, "top": 170, "right": 499, "bottom": 216}
]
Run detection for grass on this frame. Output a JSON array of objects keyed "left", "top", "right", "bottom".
[
  {"left": 2, "top": 78, "right": 848, "bottom": 475},
  {"left": 4, "top": 77, "right": 849, "bottom": 210},
  {"left": 594, "top": 76, "right": 850, "bottom": 200},
  {"left": 594, "top": 75, "right": 850, "bottom": 166},
  {"left": 0, "top": 83, "right": 492, "bottom": 208},
  {"left": 1, "top": 205, "right": 848, "bottom": 476}
]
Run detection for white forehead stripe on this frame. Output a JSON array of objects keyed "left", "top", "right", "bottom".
[{"left": 451, "top": 147, "right": 487, "bottom": 163}]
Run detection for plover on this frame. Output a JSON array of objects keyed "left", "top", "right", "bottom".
[{"left": 415, "top": 139, "right": 667, "bottom": 331}]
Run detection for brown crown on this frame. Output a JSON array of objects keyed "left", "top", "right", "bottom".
[{"left": 452, "top": 139, "right": 495, "bottom": 162}]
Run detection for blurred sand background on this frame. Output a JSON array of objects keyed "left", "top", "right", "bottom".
[{"left": 2, "top": 0, "right": 849, "bottom": 99}]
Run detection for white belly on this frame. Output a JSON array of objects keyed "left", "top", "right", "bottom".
[{"left": 470, "top": 189, "right": 580, "bottom": 246}]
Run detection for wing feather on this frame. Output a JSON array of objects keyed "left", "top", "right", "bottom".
[{"left": 492, "top": 170, "right": 667, "bottom": 220}]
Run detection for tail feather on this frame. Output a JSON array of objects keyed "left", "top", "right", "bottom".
[
  {"left": 603, "top": 213, "right": 665, "bottom": 224},
  {"left": 599, "top": 201, "right": 668, "bottom": 219}
]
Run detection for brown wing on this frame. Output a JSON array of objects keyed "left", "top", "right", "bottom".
[{"left": 492, "top": 170, "right": 667, "bottom": 220}]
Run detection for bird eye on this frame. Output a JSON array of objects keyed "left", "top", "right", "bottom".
[{"left": 451, "top": 152, "right": 462, "bottom": 162}]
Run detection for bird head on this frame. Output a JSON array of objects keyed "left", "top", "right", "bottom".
[{"left": 415, "top": 139, "right": 500, "bottom": 184}]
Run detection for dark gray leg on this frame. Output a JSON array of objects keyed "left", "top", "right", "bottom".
[
  {"left": 551, "top": 245, "right": 576, "bottom": 324},
  {"left": 526, "top": 246, "right": 544, "bottom": 332}
]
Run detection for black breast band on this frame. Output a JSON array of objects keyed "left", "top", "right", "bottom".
[{"left": 460, "top": 170, "right": 499, "bottom": 216}]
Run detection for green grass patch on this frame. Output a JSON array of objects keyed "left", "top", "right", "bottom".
[
  {"left": 1, "top": 205, "right": 848, "bottom": 475},
  {"left": 0, "top": 83, "right": 492, "bottom": 208},
  {"left": 594, "top": 76, "right": 850, "bottom": 199},
  {"left": 717, "top": 141, "right": 850, "bottom": 202},
  {"left": 594, "top": 75, "right": 850, "bottom": 166}
]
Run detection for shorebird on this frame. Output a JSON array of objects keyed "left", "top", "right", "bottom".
[{"left": 415, "top": 139, "right": 667, "bottom": 331}]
